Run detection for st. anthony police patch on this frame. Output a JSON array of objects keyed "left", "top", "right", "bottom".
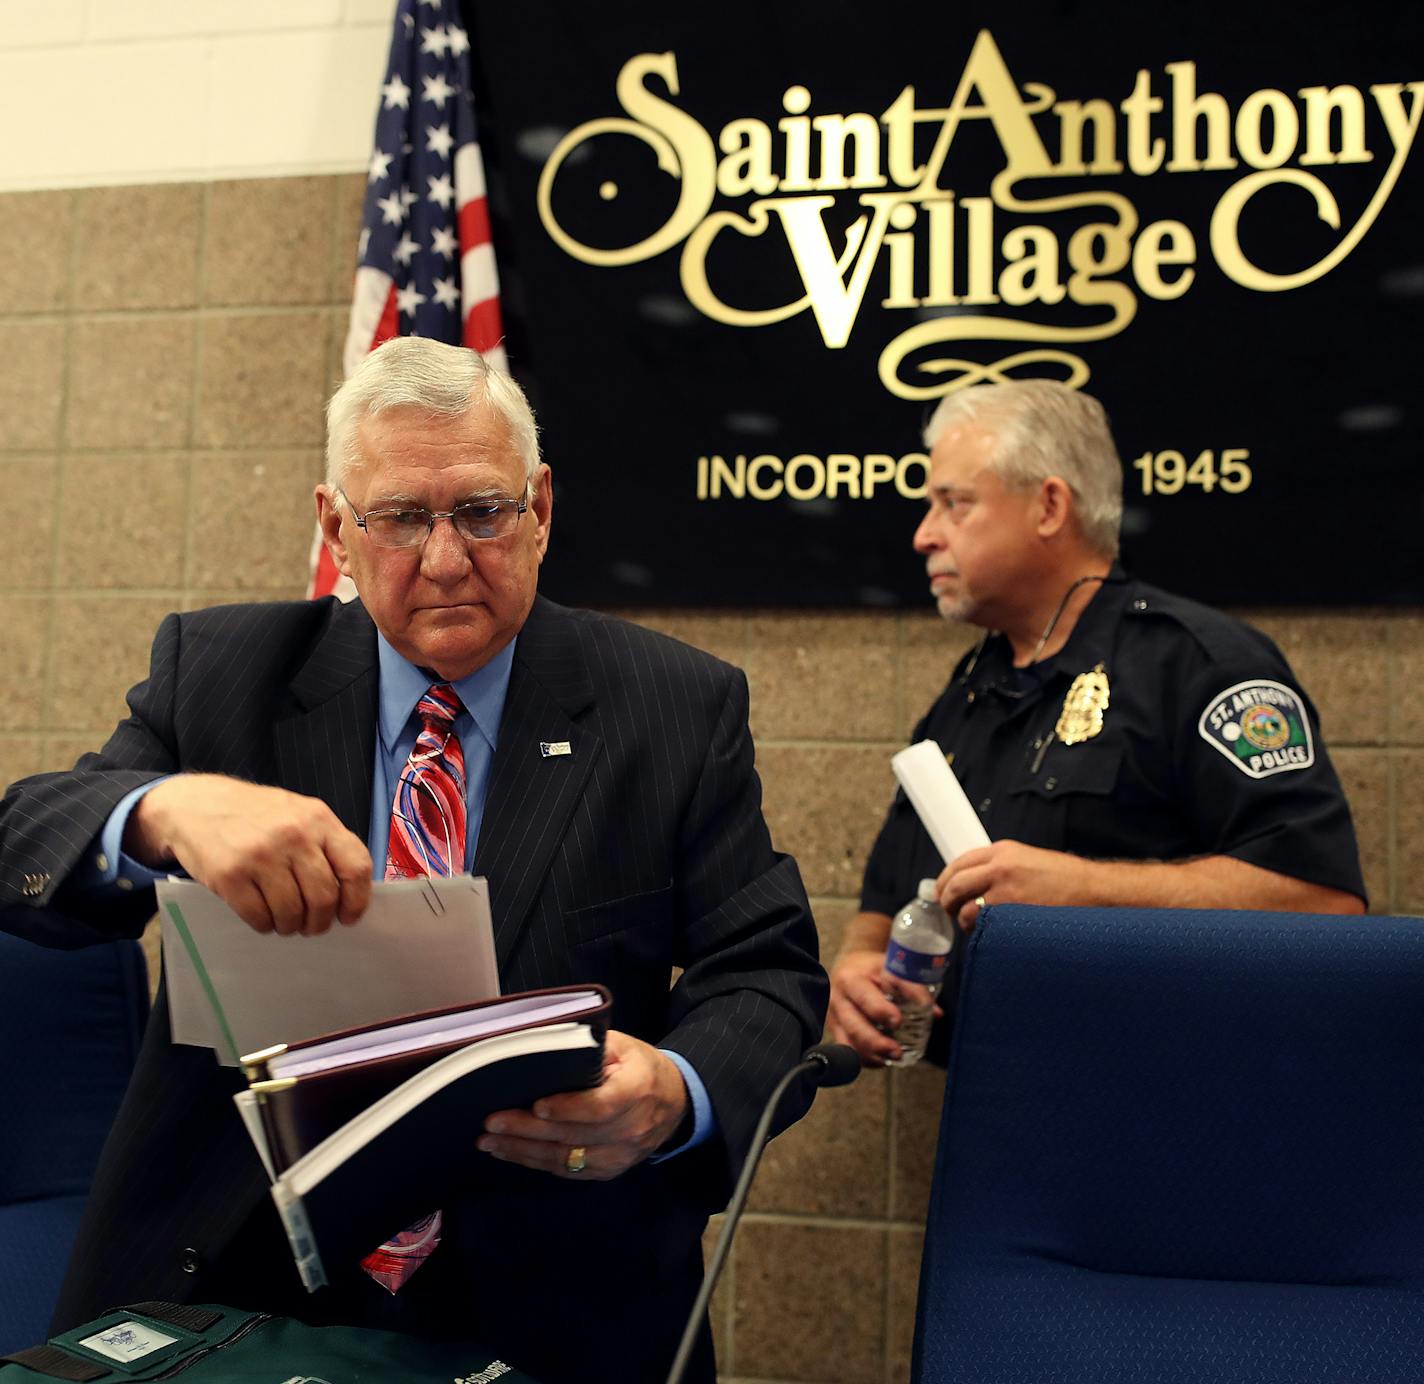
[{"left": 1199, "top": 679, "right": 1315, "bottom": 778}]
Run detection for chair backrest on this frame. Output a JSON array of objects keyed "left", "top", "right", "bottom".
[
  {"left": 913, "top": 904, "right": 1424, "bottom": 1384},
  {"left": 0, "top": 931, "right": 149, "bottom": 1353}
]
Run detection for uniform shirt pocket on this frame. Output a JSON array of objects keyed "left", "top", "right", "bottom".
[{"left": 1006, "top": 743, "right": 1124, "bottom": 853}]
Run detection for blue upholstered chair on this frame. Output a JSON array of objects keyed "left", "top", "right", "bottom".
[
  {"left": 913, "top": 904, "right": 1424, "bottom": 1384},
  {"left": 0, "top": 930, "right": 149, "bottom": 1355}
]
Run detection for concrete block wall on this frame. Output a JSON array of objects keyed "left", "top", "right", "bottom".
[{"left": 1, "top": 174, "right": 1421, "bottom": 1384}]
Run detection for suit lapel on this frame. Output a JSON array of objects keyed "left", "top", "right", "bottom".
[
  {"left": 474, "top": 597, "right": 602, "bottom": 968},
  {"left": 272, "top": 598, "right": 379, "bottom": 838}
]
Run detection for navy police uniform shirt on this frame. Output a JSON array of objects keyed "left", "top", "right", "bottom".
[{"left": 861, "top": 565, "right": 1366, "bottom": 923}]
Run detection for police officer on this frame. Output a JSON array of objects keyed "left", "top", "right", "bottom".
[{"left": 829, "top": 380, "right": 1365, "bottom": 1067}]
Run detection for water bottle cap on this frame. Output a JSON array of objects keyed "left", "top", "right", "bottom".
[{"left": 916, "top": 878, "right": 938, "bottom": 903}]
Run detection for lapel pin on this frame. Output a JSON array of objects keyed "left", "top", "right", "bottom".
[{"left": 540, "top": 740, "right": 573, "bottom": 758}]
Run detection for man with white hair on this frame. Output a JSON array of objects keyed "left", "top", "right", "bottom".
[
  {"left": 0, "top": 336, "right": 826, "bottom": 1383},
  {"left": 829, "top": 380, "right": 1364, "bottom": 1067}
]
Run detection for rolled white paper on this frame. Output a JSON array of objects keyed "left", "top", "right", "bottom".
[{"left": 890, "top": 739, "right": 992, "bottom": 865}]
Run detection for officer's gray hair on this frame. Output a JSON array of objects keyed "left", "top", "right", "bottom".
[
  {"left": 325, "top": 336, "right": 540, "bottom": 493},
  {"left": 923, "top": 380, "right": 1122, "bottom": 558}
]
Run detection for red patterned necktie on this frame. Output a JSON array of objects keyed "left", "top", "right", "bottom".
[{"left": 361, "top": 683, "right": 467, "bottom": 1293}]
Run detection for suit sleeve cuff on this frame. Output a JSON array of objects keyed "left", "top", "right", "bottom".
[
  {"left": 70, "top": 779, "right": 177, "bottom": 894},
  {"left": 649, "top": 1048, "right": 717, "bottom": 1161}
]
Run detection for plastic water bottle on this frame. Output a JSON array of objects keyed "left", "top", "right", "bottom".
[{"left": 883, "top": 879, "right": 954, "bottom": 1067}]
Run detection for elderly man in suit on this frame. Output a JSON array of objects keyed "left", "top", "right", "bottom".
[{"left": 0, "top": 337, "right": 827, "bottom": 1384}]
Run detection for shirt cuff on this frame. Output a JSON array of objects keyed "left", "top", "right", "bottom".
[
  {"left": 649, "top": 1048, "right": 716, "bottom": 1161},
  {"left": 71, "top": 779, "right": 177, "bottom": 894}
]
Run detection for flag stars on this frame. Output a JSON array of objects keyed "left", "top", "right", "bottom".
[
  {"left": 432, "top": 276, "right": 459, "bottom": 310},
  {"left": 431, "top": 225, "right": 458, "bottom": 259},
  {"left": 358, "top": 228, "right": 371, "bottom": 260},
  {"left": 396, "top": 283, "right": 429, "bottom": 316},
  {"left": 427, "top": 173, "right": 455, "bottom": 209},
  {"left": 368, "top": 148, "right": 393, "bottom": 183},
  {"left": 377, "top": 192, "right": 405, "bottom": 225},
  {"left": 426, "top": 123, "right": 455, "bottom": 159},
  {"left": 422, "top": 73, "right": 456, "bottom": 108},
  {"left": 382, "top": 73, "right": 412, "bottom": 110},
  {"left": 420, "top": 25, "right": 450, "bottom": 57},
  {"left": 446, "top": 25, "right": 469, "bottom": 57},
  {"left": 400, "top": 185, "right": 419, "bottom": 211},
  {"left": 393, "top": 232, "right": 421, "bottom": 266}
]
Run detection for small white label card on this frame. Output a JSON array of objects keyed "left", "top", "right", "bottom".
[{"left": 79, "top": 1321, "right": 178, "bottom": 1362}]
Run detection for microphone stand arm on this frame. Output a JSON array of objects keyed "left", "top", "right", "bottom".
[{"left": 664, "top": 1055, "right": 822, "bottom": 1384}]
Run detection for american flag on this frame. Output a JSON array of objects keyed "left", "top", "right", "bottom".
[{"left": 309, "top": 0, "right": 505, "bottom": 601}]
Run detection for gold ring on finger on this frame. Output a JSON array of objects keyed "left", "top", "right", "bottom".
[{"left": 565, "top": 1144, "right": 588, "bottom": 1174}]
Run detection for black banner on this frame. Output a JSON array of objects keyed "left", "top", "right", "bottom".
[{"left": 466, "top": 1, "right": 1424, "bottom": 607}]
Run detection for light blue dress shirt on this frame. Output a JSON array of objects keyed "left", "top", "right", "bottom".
[{"left": 87, "top": 630, "right": 712, "bottom": 1155}]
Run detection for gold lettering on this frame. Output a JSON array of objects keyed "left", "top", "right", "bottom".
[
  {"left": 1211, "top": 82, "right": 1422, "bottom": 291},
  {"left": 882, "top": 203, "right": 920, "bottom": 307},
  {"left": 1053, "top": 99, "right": 1124, "bottom": 174},
  {"left": 880, "top": 86, "right": 933, "bottom": 189},
  {"left": 709, "top": 455, "right": 746, "bottom": 498},
  {"left": 812, "top": 113, "right": 886, "bottom": 189},
  {"left": 1166, "top": 61, "right": 1238, "bottom": 172},
  {"left": 751, "top": 193, "right": 901, "bottom": 347},
  {"left": 826, "top": 454, "right": 862, "bottom": 498},
  {"left": 537, "top": 53, "right": 716, "bottom": 267},
  {"left": 962, "top": 196, "right": 999, "bottom": 304},
  {"left": 1133, "top": 219, "right": 1197, "bottom": 299},
  {"left": 863, "top": 454, "right": 897, "bottom": 497},
  {"left": 1235, "top": 88, "right": 1299, "bottom": 169},
  {"left": 716, "top": 119, "right": 778, "bottom": 197},
  {"left": 1299, "top": 85, "right": 1372, "bottom": 165},
  {"left": 681, "top": 203, "right": 815, "bottom": 326},
  {"left": 999, "top": 225, "right": 1066, "bottom": 306},
  {"left": 1066, "top": 211, "right": 1139, "bottom": 324},
  {"left": 1121, "top": 69, "right": 1166, "bottom": 175},
  {"left": 896, "top": 454, "right": 930, "bottom": 499},
  {"left": 784, "top": 454, "right": 826, "bottom": 500},
  {"left": 747, "top": 455, "right": 783, "bottom": 500},
  {"left": 923, "top": 196, "right": 958, "bottom": 305},
  {"left": 914, "top": 30, "right": 1055, "bottom": 197},
  {"left": 779, "top": 85, "right": 815, "bottom": 192}
]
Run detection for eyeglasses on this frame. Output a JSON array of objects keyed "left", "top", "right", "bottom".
[{"left": 338, "top": 486, "right": 528, "bottom": 549}]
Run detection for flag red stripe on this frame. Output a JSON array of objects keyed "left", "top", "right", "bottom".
[
  {"left": 458, "top": 195, "right": 492, "bottom": 251},
  {"left": 371, "top": 282, "right": 401, "bottom": 353},
  {"left": 311, "top": 545, "right": 341, "bottom": 600},
  {"left": 464, "top": 295, "right": 504, "bottom": 354}
]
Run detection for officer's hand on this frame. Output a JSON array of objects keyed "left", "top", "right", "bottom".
[
  {"left": 125, "top": 773, "right": 373, "bottom": 936},
  {"left": 939, "top": 839, "right": 1090, "bottom": 931},
  {"left": 477, "top": 1031, "right": 689, "bottom": 1181},
  {"left": 829, "top": 949, "right": 908, "bottom": 1067}
]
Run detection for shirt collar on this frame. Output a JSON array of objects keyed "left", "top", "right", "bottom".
[
  {"left": 1035, "top": 562, "right": 1128, "bottom": 678},
  {"left": 376, "top": 634, "right": 517, "bottom": 755},
  {"left": 968, "top": 564, "right": 1128, "bottom": 696}
]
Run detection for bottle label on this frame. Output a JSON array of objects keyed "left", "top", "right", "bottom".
[{"left": 885, "top": 941, "right": 949, "bottom": 986}]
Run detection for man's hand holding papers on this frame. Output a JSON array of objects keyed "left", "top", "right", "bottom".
[{"left": 127, "top": 774, "right": 372, "bottom": 935}]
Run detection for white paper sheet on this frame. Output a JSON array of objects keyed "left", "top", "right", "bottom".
[
  {"left": 891, "top": 739, "right": 992, "bottom": 865},
  {"left": 158, "top": 874, "right": 499, "bottom": 1065}
]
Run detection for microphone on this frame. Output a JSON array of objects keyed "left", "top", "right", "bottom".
[
  {"left": 664, "top": 1043, "right": 860, "bottom": 1384},
  {"left": 804, "top": 1040, "right": 861, "bottom": 1089}
]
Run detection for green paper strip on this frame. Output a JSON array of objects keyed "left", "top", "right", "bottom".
[{"left": 165, "top": 899, "right": 241, "bottom": 1067}]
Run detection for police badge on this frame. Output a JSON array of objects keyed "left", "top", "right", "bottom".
[{"left": 1056, "top": 663, "right": 1110, "bottom": 745}]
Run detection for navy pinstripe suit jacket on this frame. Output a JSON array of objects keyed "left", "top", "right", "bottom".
[{"left": 0, "top": 594, "right": 827, "bottom": 1383}]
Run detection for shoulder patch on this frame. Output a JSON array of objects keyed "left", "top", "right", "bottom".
[{"left": 1198, "top": 679, "right": 1314, "bottom": 778}]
